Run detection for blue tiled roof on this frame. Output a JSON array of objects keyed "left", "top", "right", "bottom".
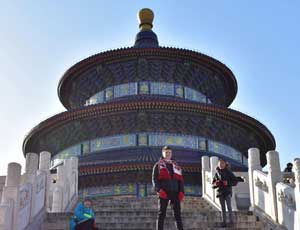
[{"left": 78, "top": 146, "right": 247, "bottom": 171}]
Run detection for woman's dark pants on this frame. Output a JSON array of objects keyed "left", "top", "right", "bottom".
[{"left": 219, "top": 195, "right": 233, "bottom": 225}]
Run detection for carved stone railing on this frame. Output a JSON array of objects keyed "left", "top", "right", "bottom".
[
  {"left": 248, "top": 148, "right": 300, "bottom": 230},
  {"left": 252, "top": 170, "right": 272, "bottom": 215},
  {"left": 50, "top": 157, "right": 78, "bottom": 213},
  {"left": 276, "top": 182, "right": 296, "bottom": 230},
  {"left": 0, "top": 152, "right": 78, "bottom": 230}
]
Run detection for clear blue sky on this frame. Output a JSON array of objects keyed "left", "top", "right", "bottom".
[{"left": 0, "top": 1, "right": 299, "bottom": 175}]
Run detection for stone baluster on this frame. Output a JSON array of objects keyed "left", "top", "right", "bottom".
[
  {"left": 1, "top": 163, "right": 22, "bottom": 230},
  {"left": 70, "top": 157, "right": 78, "bottom": 199},
  {"left": 4, "top": 163, "right": 21, "bottom": 188},
  {"left": 55, "top": 164, "right": 65, "bottom": 211},
  {"left": 56, "top": 164, "right": 65, "bottom": 186},
  {"left": 39, "top": 151, "right": 51, "bottom": 211},
  {"left": 248, "top": 148, "right": 262, "bottom": 210},
  {"left": 210, "top": 156, "right": 218, "bottom": 203},
  {"left": 0, "top": 201, "right": 13, "bottom": 230},
  {"left": 23, "top": 153, "right": 39, "bottom": 222},
  {"left": 51, "top": 187, "right": 63, "bottom": 212},
  {"left": 39, "top": 151, "right": 51, "bottom": 172},
  {"left": 201, "top": 156, "right": 210, "bottom": 197},
  {"left": 293, "top": 159, "right": 300, "bottom": 229},
  {"left": 25, "top": 153, "right": 39, "bottom": 175},
  {"left": 266, "top": 150, "right": 281, "bottom": 222},
  {"left": 210, "top": 156, "right": 218, "bottom": 179},
  {"left": 63, "top": 159, "right": 72, "bottom": 209}
]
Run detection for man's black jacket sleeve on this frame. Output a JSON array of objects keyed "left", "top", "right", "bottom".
[{"left": 152, "top": 163, "right": 161, "bottom": 192}]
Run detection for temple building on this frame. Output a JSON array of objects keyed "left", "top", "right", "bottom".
[{"left": 22, "top": 9, "right": 275, "bottom": 197}]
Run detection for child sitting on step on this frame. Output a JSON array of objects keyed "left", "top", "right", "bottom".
[{"left": 69, "top": 198, "right": 98, "bottom": 230}]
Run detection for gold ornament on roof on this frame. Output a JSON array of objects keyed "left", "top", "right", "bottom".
[{"left": 138, "top": 8, "right": 154, "bottom": 31}]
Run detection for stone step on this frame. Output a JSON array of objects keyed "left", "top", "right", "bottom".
[
  {"left": 47, "top": 210, "right": 255, "bottom": 218},
  {"left": 95, "top": 222, "right": 263, "bottom": 228},
  {"left": 44, "top": 213, "right": 260, "bottom": 229},
  {"left": 92, "top": 205, "right": 213, "bottom": 209},
  {"left": 92, "top": 202, "right": 211, "bottom": 207},
  {"left": 45, "top": 217, "right": 255, "bottom": 224},
  {"left": 44, "top": 219, "right": 262, "bottom": 230},
  {"left": 44, "top": 221, "right": 262, "bottom": 230},
  {"left": 42, "top": 197, "right": 263, "bottom": 230},
  {"left": 89, "top": 196, "right": 217, "bottom": 211},
  {"left": 88, "top": 195, "right": 208, "bottom": 202},
  {"left": 92, "top": 207, "right": 215, "bottom": 212},
  {"left": 92, "top": 202, "right": 213, "bottom": 206}
]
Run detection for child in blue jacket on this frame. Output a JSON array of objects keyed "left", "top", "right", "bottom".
[{"left": 70, "top": 198, "right": 96, "bottom": 230}]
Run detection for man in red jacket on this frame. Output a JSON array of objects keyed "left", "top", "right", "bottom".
[{"left": 152, "top": 146, "right": 184, "bottom": 230}]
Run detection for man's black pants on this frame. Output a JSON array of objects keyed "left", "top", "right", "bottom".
[{"left": 156, "top": 193, "right": 183, "bottom": 230}]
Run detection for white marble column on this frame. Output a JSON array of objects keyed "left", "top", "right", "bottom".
[
  {"left": 210, "top": 156, "right": 218, "bottom": 178},
  {"left": 248, "top": 148, "right": 261, "bottom": 210},
  {"left": 201, "top": 156, "right": 210, "bottom": 196},
  {"left": 4, "top": 163, "right": 21, "bottom": 188},
  {"left": 293, "top": 159, "right": 300, "bottom": 229},
  {"left": 0, "top": 201, "right": 13, "bottom": 230},
  {"left": 70, "top": 157, "right": 78, "bottom": 199},
  {"left": 39, "top": 151, "right": 51, "bottom": 211},
  {"left": 57, "top": 164, "right": 64, "bottom": 183},
  {"left": 1, "top": 163, "right": 21, "bottom": 230},
  {"left": 63, "top": 160, "right": 72, "bottom": 209},
  {"left": 266, "top": 150, "right": 281, "bottom": 222},
  {"left": 51, "top": 187, "right": 63, "bottom": 212},
  {"left": 25, "top": 153, "right": 39, "bottom": 175},
  {"left": 23, "top": 153, "right": 39, "bottom": 222},
  {"left": 210, "top": 156, "right": 218, "bottom": 203},
  {"left": 39, "top": 151, "right": 51, "bottom": 171},
  {"left": 55, "top": 164, "right": 65, "bottom": 211}
]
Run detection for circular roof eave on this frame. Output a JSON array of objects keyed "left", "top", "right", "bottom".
[
  {"left": 23, "top": 100, "right": 275, "bottom": 166},
  {"left": 57, "top": 47, "right": 238, "bottom": 109}
]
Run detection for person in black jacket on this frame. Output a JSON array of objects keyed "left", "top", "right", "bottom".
[
  {"left": 152, "top": 146, "right": 184, "bottom": 230},
  {"left": 284, "top": 163, "right": 293, "bottom": 172},
  {"left": 212, "top": 159, "right": 239, "bottom": 228}
]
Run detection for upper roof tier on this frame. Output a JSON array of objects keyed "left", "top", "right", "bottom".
[{"left": 58, "top": 8, "right": 238, "bottom": 109}]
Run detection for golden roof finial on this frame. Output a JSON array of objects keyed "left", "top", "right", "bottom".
[{"left": 138, "top": 8, "right": 154, "bottom": 31}]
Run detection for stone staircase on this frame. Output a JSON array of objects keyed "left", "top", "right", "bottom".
[{"left": 43, "top": 196, "right": 263, "bottom": 230}]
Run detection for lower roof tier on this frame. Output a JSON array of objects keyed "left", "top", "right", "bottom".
[
  {"left": 23, "top": 99, "right": 276, "bottom": 166},
  {"left": 78, "top": 170, "right": 203, "bottom": 190},
  {"left": 76, "top": 148, "right": 244, "bottom": 189},
  {"left": 77, "top": 147, "right": 247, "bottom": 173}
]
